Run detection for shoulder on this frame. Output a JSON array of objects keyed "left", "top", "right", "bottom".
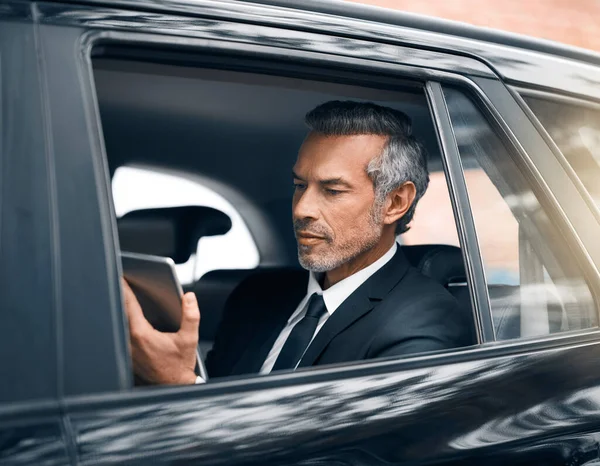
[
  {"left": 386, "top": 266, "right": 458, "bottom": 308},
  {"left": 374, "top": 266, "right": 474, "bottom": 344}
]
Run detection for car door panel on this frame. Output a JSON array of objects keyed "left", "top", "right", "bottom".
[
  {"left": 65, "top": 343, "right": 600, "bottom": 465},
  {"left": 0, "top": 406, "right": 71, "bottom": 466}
]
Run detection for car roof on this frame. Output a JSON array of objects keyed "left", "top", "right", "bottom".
[
  {"left": 47, "top": 0, "right": 600, "bottom": 101},
  {"left": 51, "top": 0, "right": 600, "bottom": 64},
  {"left": 251, "top": 0, "right": 600, "bottom": 65}
]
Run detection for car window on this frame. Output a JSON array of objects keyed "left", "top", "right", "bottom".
[
  {"left": 402, "top": 170, "right": 460, "bottom": 247},
  {"left": 521, "top": 95, "right": 600, "bottom": 207},
  {"left": 93, "top": 53, "right": 477, "bottom": 387},
  {"left": 444, "top": 86, "right": 597, "bottom": 340},
  {"left": 112, "top": 166, "right": 259, "bottom": 284}
]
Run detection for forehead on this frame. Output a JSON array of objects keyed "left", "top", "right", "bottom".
[{"left": 294, "top": 133, "right": 388, "bottom": 179}]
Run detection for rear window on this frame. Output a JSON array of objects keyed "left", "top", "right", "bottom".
[
  {"left": 112, "top": 166, "right": 259, "bottom": 284},
  {"left": 522, "top": 95, "right": 600, "bottom": 206}
]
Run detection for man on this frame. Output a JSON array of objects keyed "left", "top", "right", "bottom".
[{"left": 124, "top": 101, "right": 473, "bottom": 385}]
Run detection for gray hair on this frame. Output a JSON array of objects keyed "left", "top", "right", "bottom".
[{"left": 305, "top": 100, "right": 429, "bottom": 234}]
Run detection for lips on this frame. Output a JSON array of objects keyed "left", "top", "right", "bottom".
[
  {"left": 297, "top": 232, "right": 326, "bottom": 240},
  {"left": 296, "top": 231, "right": 328, "bottom": 245}
]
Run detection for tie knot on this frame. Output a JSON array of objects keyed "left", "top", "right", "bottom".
[{"left": 305, "top": 293, "right": 327, "bottom": 319}]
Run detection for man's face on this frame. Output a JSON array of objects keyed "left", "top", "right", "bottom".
[{"left": 292, "top": 132, "right": 388, "bottom": 272}]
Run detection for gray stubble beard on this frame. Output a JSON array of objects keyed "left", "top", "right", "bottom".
[{"left": 297, "top": 199, "right": 385, "bottom": 273}]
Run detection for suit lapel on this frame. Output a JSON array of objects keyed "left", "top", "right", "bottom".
[
  {"left": 297, "top": 292, "right": 373, "bottom": 368},
  {"left": 297, "top": 246, "right": 411, "bottom": 368}
]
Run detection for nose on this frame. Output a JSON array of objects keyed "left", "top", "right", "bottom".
[{"left": 292, "top": 186, "right": 320, "bottom": 222}]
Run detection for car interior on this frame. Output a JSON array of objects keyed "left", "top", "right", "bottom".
[{"left": 92, "top": 47, "right": 593, "bottom": 375}]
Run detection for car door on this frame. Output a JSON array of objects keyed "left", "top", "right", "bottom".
[
  {"left": 28, "top": 1, "right": 600, "bottom": 465},
  {"left": 0, "top": 13, "right": 73, "bottom": 466}
]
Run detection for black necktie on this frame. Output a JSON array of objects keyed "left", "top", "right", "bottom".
[{"left": 272, "top": 293, "right": 327, "bottom": 371}]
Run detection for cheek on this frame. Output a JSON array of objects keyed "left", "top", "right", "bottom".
[{"left": 326, "top": 197, "right": 374, "bottom": 235}]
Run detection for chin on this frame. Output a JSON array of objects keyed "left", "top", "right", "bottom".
[
  {"left": 298, "top": 250, "right": 343, "bottom": 273},
  {"left": 298, "top": 260, "right": 333, "bottom": 273}
]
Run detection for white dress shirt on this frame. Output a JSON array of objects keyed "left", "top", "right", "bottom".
[
  {"left": 195, "top": 241, "right": 398, "bottom": 383},
  {"left": 259, "top": 241, "right": 398, "bottom": 374}
]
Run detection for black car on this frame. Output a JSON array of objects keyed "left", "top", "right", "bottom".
[{"left": 3, "top": 0, "right": 600, "bottom": 464}]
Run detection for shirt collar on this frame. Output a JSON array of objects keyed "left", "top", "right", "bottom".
[{"left": 304, "top": 241, "right": 398, "bottom": 316}]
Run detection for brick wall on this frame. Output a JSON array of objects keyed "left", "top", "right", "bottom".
[{"left": 349, "top": 0, "right": 600, "bottom": 52}]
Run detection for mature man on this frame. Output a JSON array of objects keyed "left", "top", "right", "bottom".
[{"left": 124, "top": 101, "right": 473, "bottom": 385}]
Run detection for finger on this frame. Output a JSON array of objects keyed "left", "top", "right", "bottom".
[
  {"left": 121, "top": 278, "right": 152, "bottom": 333},
  {"left": 178, "top": 292, "right": 200, "bottom": 341}
]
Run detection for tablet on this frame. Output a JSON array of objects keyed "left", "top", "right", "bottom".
[
  {"left": 121, "top": 252, "right": 183, "bottom": 333},
  {"left": 121, "top": 251, "right": 208, "bottom": 381}
]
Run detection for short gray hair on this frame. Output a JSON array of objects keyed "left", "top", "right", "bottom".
[{"left": 305, "top": 100, "right": 429, "bottom": 234}]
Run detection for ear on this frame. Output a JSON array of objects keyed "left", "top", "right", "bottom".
[{"left": 382, "top": 181, "right": 417, "bottom": 227}]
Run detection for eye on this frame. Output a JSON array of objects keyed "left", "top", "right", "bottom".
[
  {"left": 326, "top": 188, "right": 343, "bottom": 195},
  {"left": 293, "top": 183, "right": 306, "bottom": 190}
]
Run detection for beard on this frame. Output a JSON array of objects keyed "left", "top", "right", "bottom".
[{"left": 295, "top": 202, "right": 384, "bottom": 273}]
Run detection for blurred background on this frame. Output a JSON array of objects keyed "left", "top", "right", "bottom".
[{"left": 348, "top": 0, "right": 600, "bottom": 52}]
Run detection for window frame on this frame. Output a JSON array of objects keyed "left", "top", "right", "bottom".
[
  {"left": 88, "top": 36, "right": 494, "bottom": 359},
  {"left": 426, "top": 82, "right": 494, "bottom": 343},
  {"left": 50, "top": 11, "right": 600, "bottom": 400}
]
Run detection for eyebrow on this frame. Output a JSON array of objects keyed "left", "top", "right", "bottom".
[{"left": 292, "top": 171, "right": 353, "bottom": 189}]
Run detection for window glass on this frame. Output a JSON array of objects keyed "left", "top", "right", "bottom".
[
  {"left": 112, "top": 166, "right": 259, "bottom": 284},
  {"left": 402, "top": 170, "right": 460, "bottom": 247},
  {"left": 94, "top": 53, "right": 475, "bottom": 388},
  {"left": 444, "top": 86, "right": 597, "bottom": 340},
  {"left": 523, "top": 96, "right": 600, "bottom": 206}
]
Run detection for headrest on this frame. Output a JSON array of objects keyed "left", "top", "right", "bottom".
[
  {"left": 118, "top": 206, "right": 232, "bottom": 263},
  {"left": 401, "top": 244, "right": 466, "bottom": 286}
]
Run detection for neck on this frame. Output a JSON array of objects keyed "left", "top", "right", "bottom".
[{"left": 323, "top": 236, "right": 395, "bottom": 289}]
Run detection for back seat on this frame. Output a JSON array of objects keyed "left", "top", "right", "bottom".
[
  {"left": 191, "top": 267, "right": 293, "bottom": 355},
  {"left": 403, "top": 245, "right": 564, "bottom": 340}
]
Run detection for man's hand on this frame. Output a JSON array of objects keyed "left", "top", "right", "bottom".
[{"left": 122, "top": 278, "right": 199, "bottom": 385}]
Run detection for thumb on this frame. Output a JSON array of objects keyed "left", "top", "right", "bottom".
[{"left": 178, "top": 292, "right": 200, "bottom": 342}]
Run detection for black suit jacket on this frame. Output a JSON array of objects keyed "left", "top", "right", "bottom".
[{"left": 205, "top": 248, "right": 474, "bottom": 378}]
